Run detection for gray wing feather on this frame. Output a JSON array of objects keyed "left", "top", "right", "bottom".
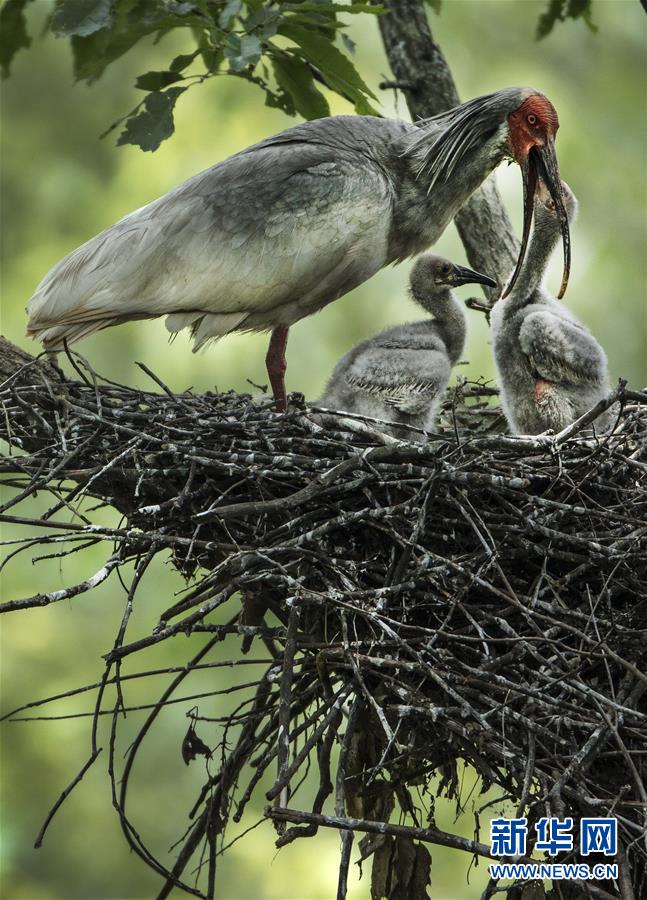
[
  {"left": 519, "top": 310, "right": 608, "bottom": 385},
  {"left": 346, "top": 372, "right": 444, "bottom": 415},
  {"left": 27, "top": 122, "right": 395, "bottom": 347},
  {"left": 322, "top": 325, "right": 451, "bottom": 418}
]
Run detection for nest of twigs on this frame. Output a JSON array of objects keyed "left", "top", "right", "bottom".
[{"left": 1, "top": 337, "right": 646, "bottom": 900}]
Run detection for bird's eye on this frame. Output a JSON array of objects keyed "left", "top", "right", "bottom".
[
  {"left": 527, "top": 114, "right": 537, "bottom": 125},
  {"left": 441, "top": 264, "right": 452, "bottom": 276}
]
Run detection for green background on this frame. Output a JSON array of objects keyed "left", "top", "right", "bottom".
[{"left": 1, "top": 2, "right": 645, "bottom": 898}]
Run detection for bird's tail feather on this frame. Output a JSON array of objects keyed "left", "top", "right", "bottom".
[
  {"left": 27, "top": 307, "right": 251, "bottom": 352},
  {"left": 27, "top": 312, "right": 157, "bottom": 350},
  {"left": 163, "top": 311, "right": 249, "bottom": 352}
]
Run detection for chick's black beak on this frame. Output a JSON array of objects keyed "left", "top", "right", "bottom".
[
  {"left": 453, "top": 264, "right": 497, "bottom": 289},
  {"left": 533, "top": 137, "right": 571, "bottom": 298}
]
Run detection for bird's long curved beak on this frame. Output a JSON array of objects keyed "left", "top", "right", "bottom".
[
  {"left": 503, "top": 137, "right": 571, "bottom": 300},
  {"left": 453, "top": 265, "right": 498, "bottom": 289}
]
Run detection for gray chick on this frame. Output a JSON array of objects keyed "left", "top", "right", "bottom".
[
  {"left": 320, "top": 254, "right": 496, "bottom": 434},
  {"left": 491, "top": 181, "right": 613, "bottom": 435}
]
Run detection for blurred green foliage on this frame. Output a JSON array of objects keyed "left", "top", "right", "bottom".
[
  {"left": 536, "top": 0, "right": 596, "bottom": 39},
  {"left": 1, "top": 0, "right": 382, "bottom": 151},
  {"left": 1, "top": 1, "right": 646, "bottom": 898}
]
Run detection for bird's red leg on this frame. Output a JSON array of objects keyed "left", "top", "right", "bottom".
[{"left": 265, "top": 325, "right": 289, "bottom": 412}]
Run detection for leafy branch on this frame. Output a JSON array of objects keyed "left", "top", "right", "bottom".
[
  {"left": 0, "top": 0, "right": 606, "bottom": 152},
  {"left": 0, "top": 0, "right": 383, "bottom": 150},
  {"left": 537, "top": 0, "right": 597, "bottom": 39}
]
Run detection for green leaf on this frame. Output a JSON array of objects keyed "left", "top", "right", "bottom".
[
  {"left": 219, "top": 0, "right": 241, "bottom": 27},
  {"left": 537, "top": 0, "right": 563, "bottom": 38},
  {"left": 70, "top": 0, "right": 205, "bottom": 82},
  {"left": 135, "top": 69, "right": 184, "bottom": 90},
  {"left": 232, "top": 68, "right": 296, "bottom": 116},
  {"left": 225, "top": 33, "right": 262, "bottom": 72},
  {"left": 264, "top": 88, "right": 295, "bottom": 116},
  {"left": 52, "top": 0, "right": 115, "bottom": 38},
  {"left": 567, "top": 0, "right": 597, "bottom": 32},
  {"left": 169, "top": 50, "right": 199, "bottom": 71},
  {"left": 167, "top": 0, "right": 195, "bottom": 13},
  {"left": 271, "top": 53, "right": 330, "bottom": 120},
  {"left": 117, "top": 86, "right": 186, "bottom": 151},
  {"left": 341, "top": 32, "right": 356, "bottom": 56},
  {"left": 71, "top": 30, "right": 136, "bottom": 81},
  {"left": 281, "top": 2, "right": 338, "bottom": 39},
  {"left": 240, "top": 32, "right": 262, "bottom": 64},
  {"left": 0, "top": 0, "right": 33, "bottom": 79},
  {"left": 70, "top": 0, "right": 152, "bottom": 82},
  {"left": 278, "top": 20, "right": 378, "bottom": 114},
  {"left": 243, "top": 5, "right": 281, "bottom": 38},
  {"left": 190, "top": 24, "right": 222, "bottom": 71},
  {"left": 282, "top": 12, "right": 340, "bottom": 33},
  {"left": 536, "top": 0, "right": 595, "bottom": 38}
]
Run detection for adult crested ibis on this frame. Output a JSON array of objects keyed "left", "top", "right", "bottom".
[
  {"left": 26, "top": 87, "right": 570, "bottom": 411},
  {"left": 491, "top": 180, "right": 612, "bottom": 434},
  {"left": 320, "top": 254, "right": 495, "bottom": 434}
]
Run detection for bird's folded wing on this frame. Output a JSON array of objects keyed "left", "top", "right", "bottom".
[
  {"left": 27, "top": 135, "right": 394, "bottom": 341},
  {"left": 344, "top": 345, "right": 450, "bottom": 415},
  {"left": 519, "top": 310, "right": 608, "bottom": 385}
]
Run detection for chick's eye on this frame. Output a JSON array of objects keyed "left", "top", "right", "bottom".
[
  {"left": 527, "top": 114, "right": 537, "bottom": 125},
  {"left": 441, "top": 264, "right": 452, "bottom": 276}
]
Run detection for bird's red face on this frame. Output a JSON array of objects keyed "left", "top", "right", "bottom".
[
  {"left": 507, "top": 94, "right": 560, "bottom": 164},
  {"left": 504, "top": 93, "right": 570, "bottom": 300}
]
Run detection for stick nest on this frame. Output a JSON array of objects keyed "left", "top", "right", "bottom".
[{"left": 1, "top": 339, "right": 646, "bottom": 900}]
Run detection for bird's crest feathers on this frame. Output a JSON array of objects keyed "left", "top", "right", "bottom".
[{"left": 404, "top": 88, "right": 529, "bottom": 191}]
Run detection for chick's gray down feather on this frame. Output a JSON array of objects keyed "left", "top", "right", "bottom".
[
  {"left": 322, "top": 328, "right": 453, "bottom": 420},
  {"left": 491, "top": 181, "right": 613, "bottom": 434},
  {"left": 320, "top": 254, "right": 486, "bottom": 436}
]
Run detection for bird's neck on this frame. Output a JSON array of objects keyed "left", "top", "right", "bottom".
[
  {"left": 504, "top": 215, "right": 560, "bottom": 309},
  {"left": 389, "top": 127, "right": 507, "bottom": 263},
  {"left": 420, "top": 288, "right": 468, "bottom": 364}
]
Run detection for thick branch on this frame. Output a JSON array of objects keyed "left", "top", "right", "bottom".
[{"left": 0, "top": 337, "right": 60, "bottom": 390}]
